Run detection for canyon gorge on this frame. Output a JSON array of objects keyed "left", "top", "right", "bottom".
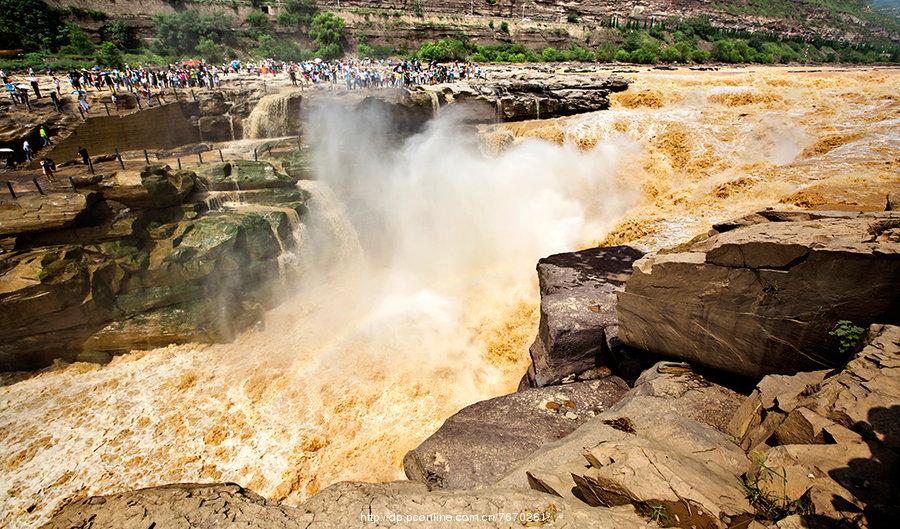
[{"left": 0, "top": 65, "right": 898, "bottom": 529}]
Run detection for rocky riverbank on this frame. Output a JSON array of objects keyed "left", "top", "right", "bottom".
[
  {"left": 38, "top": 206, "right": 900, "bottom": 528},
  {"left": 0, "top": 160, "right": 309, "bottom": 370}
]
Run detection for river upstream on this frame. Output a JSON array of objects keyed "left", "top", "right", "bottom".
[{"left": 1, "top": 66, "right": 898, "bottom": 528}]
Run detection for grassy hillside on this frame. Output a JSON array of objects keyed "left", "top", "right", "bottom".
[{"left": 1, "top": 0, "right": 898, "bottom": 71}]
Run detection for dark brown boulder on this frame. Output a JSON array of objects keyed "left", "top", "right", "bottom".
[
  {"left": 403, "top": 376, "right": 629, "bottom": 490},
  {"left": 525, "top": 245, "right": 645, "bottom": 387}
]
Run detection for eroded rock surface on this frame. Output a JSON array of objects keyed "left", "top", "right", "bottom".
[
  {"left": 729, "top": 324, "right": 899, "bottom": 527},
  {"left": 618, "top": 210, "right": 900, "bottom": 378},
  {"left": 0, "top": 162, "right": 308, "bottom": 371},
  {"left": 403, "top": 376, "right": 629, "bottom": 490},
  {"left": 42, "top": 481, "right": 651, "bottom": 529},
  {"left": 501, "top": 363, "right": 749, "bottom": 528}
]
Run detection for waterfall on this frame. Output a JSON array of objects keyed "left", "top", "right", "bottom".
[
  {"left": 428, "top": 91, "right": 440, "bottom": 117},
  {"left": 535, "top": 98, "right": 540, "bottom": 120},
  {"left": 246, "top": 92, "right": 302, "bottom": 139},
  {"left": 296, "top": 179, "right": 364, "bottom": 263}
]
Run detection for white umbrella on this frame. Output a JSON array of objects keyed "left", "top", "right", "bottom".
[{"left": 15, "top": 84, "right": 29, "bottom": 89}]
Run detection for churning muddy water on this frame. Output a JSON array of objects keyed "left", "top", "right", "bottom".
[{"left": 1, "top": 66, "right": 897, "bottom": 528}]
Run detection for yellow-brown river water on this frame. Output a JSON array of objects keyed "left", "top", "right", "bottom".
[{"left": 1, "top": 66, "right": 897, "bottom": 528}]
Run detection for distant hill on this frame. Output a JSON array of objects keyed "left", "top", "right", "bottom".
[{"left": 46, "top": 0, "right": 899, "bottom": 45}]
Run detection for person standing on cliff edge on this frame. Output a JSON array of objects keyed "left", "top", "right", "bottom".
[{"left": 78, "top": 147, "right": 90, "bottom": 167}]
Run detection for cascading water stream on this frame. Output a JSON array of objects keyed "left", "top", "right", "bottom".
[{"left": 1, "top": 68, "right": 897, "bottom": 529}]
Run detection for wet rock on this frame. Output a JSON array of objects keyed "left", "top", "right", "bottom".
[
  {"left": 412, "top": 75, "right": 629, "bottom": 123},
  {"left": 0, "top": 192, "right": 98, "bottom": 237},
  {"left": 618, "top": 211, "right": 900, "bottom": 378},
  {"left": 403, "top": 376, "right": 628, "bottom": 490},
  {"left": 0, "top": 199, "right": 300, "bottom": 370},
  {"left": 140, "top": 164, "right": 195, "bottom": 208},
  {"left": 198, "top": 115, "right": 234, "bottom": 142},
  {"left": 195, "top": 160, "right": 298, "bottom": 191},
  {"left": 524, "top": 245, "right": 645, "bottom": 387},
  {"left": 199, "top": 91, "right": 230, "bottom": 116}
]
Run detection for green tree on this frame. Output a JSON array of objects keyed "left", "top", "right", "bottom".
[
  {"left": 196, "top": 37, "right": 224, "bottom": 63},
  {"left": 101, "top": 21, "right": 133, "bottom": 49},
  {"left": 93, "top": 41, "right": 123, "bottom": 68},
  {"left": 59, "top": 23, "right": 95, "bottom": 55},
  {"left": 309, "top": 12, "right": 345, "bottom": 54},
  {"left": 153, "top": 10, "right": 233, "bottom": 55},
  {"left": 0, "top": 0, "right": 63, "bottom": 51}
]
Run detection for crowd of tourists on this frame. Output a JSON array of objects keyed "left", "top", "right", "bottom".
[{"left": 1, "top": 57, "right": 482, "bottom": 171}]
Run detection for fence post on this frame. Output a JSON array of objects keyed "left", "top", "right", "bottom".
[
  {"left": 191, "top": 90, "right": 197, "bottom": 102},
  {"left": 116, "top": 148, "right": 125, "bottom": 169},
  {"left": 177, "top": 157, "right": 182, "bottom": 170},
  {"left": 5, "top": 181, "right": 16, "bottom": 199},
  {"left": 68, "top": 176, "right": 77, "bottom": 191},
  {"left": 104, "top": 102, "right": 110, "bottom": 116},
  {"left": 253, "top": 148, "right": 258, "bottom": 161},
  {"left": 144, "top": 149, "right": 150, "bottom": 165},
  {"left": 218, "top": 149, "right": 224, "bottom": 162},
  {"left": 87, "top": 157, "right": 94, "bottom": 175},
  {"left": 197, "top": 152, "right": 203, "bottom": 165},
  {"left": 32, "top": 177, "right": 44, "bottom": 195}
]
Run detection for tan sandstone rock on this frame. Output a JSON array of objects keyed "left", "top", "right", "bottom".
[{"left": 618, "top": 211, "right": 900, "bottom": 378}]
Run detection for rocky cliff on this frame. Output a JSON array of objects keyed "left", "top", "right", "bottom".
[
  {"left": 39, "top": 207, "right": 900, "bottom": 529},
  {"left": 46, "top": 0, "right": 900, "bottom": 47},
  {"left": 0, "top": 161, "right": 309, "bottom": 370}
]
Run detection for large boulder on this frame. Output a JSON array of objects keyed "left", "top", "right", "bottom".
[
  {"left": 403, "top": 376, "right": 629, "bottom": 490},
  {"left": 195, "top": 160, "right": 298, "bottom": 191},
  {"left": 43, "top": 481, "right": 651, "bottom": 529},
  {"left": 500, "top": 363, "right": 750, "bottom": 527},
  {"left": 140, "top": 164, "right": 195, "bottom": 208},
  {"left": 618, "top": 211, "right": 900, "bottom": 378},
  {"left": 524, "top": 245, "right": 645, "bottom": 387}
]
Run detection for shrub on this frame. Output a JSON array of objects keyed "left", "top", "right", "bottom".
[
  {"left": 197, "top": 37, "right": 224, "bottom": 64},
  {"left": 153, "top": 10, "right": 234, "bottom": 55},
  {"left": 246, "top": 11, "right": 271, "bottom": 32},
  {"left": 829, "top": 321, "right": 865, "bottom": 357},
  {"left": 59, "top": 23, "right": 95, "bottom": 55},
  {"left": 418, "top": 38, "right": 472, "bottom": 62},
  {"left": 499, "top": 21, "right": 509, "bottom": 34},
  {"left": 93, "top": 41, "right": 123, "bottom": 68}
]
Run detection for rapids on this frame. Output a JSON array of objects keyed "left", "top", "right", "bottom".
[{"left": 1, "top": 67, "right": 898, "bottom": 528}]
